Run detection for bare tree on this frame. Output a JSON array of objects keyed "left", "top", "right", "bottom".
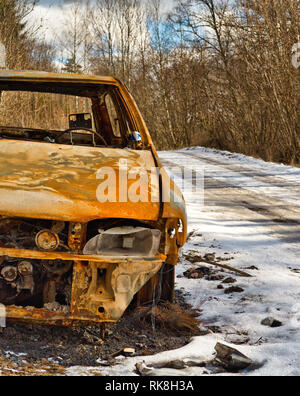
[
  {"left": 91, "top": 0, "right": 148, "bottom": 86},
  {"left": 58, "top": 0, "right": 93, "bottom": 74}
]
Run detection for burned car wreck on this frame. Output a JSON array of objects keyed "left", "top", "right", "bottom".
[{"left": 0, "top": 71, "right": 187, "bottom": 327}]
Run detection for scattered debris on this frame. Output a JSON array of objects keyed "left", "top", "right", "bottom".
[
  {"left": 183, "top": 266, "right": 224, "bottom": 281},
  {"left": 0, "top": 291, "right": 192, "bottom": 371},
  {"left": 214, "top": 343, "right": 252, "bottom": 372},
  {"left": 183, "top": 267, "right": 210, "bottom": 279},
  {"left": 135, "top": 362, "right": 183, "bottom": 377},
  {"left": 207, "top": 325, "right": 223, "bottom": 334},
  {"left": 217, "top": 256, "right": 235, "bottom": 262},
  {"left": 135, "top": 359, "right": 208, "bottom": 377},
  {"left": 151, "top": 360, "right": 187, "bottom": 370},
  {"left": 185, "top": 360, "right": 207, "bottom": 368},
  {"left": 135, "top": 362, "right": 152, "bottom": 376},
  {"left": 183, "top": 253, "right": 252, "bottom": 278},
  {"left": 225, "top": 334, "right": 250, "bottom": 345},
  {"left": 82, "top": 330, "right": 104, "bottom": 345},
  {"left": 225, "top": 286, "right": 244, "bottom": 294},
  {"left": 136, "top": 343, "right": 254, "bottom": 377},
  {"left": 222, "top": 277, "right": 237, "bottom": 284},
  {"left": 209, "top": 263, "right": 252, "bottom": 278},
  {"left": 261, "top": 317, "right": 283, "bottom": 328},
  {"left": 110, "top": 348, "right": 136, "bottom": 359},
  {"left": 204, "top": 253, "right": 216, "bottom": 262},
  {"left": 95, "top": 359, "right": 113, "bottom": 367},
  {"left": 206, "top": 274, "right": 225, "bottom": 281},
  {"left": 186, "top": 230, "right": 199, "bottom": 242},
  {"left": 123, "top": 348, "right": 136, "bottom": 357},
  {"left": 290, "top": 268, "right": 300, "bottom": 274}
]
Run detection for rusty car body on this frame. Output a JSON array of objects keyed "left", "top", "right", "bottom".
[{"left": 0, "top": 71, "right": 187, "bottom": 327}]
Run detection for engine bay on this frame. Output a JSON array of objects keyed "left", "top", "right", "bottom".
[{"left": 0, "top": 217, "right": 162, "bottom": 314}]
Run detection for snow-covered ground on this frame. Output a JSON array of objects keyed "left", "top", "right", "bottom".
[{"left": 91, "top": 147, "right": 300, "bottom": 377}]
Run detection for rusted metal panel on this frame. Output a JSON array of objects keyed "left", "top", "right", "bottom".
[
  {"left": 71, "top": 258, "right": 163, "bottom": 322},
  {"left": 4, "top": 306, "right": 115, "bottom": 326},
  {"left": 0, "top": 70, "right": 119, "bottom": 85},
  {"left": 2, "top": 253, "right": 165, "bottom": 324},
  {"left": 0, "top": 140, "right": 160, "bottom": 222},
  {"left": 0, "top": 246, "right": 166, "bottom": 263}
]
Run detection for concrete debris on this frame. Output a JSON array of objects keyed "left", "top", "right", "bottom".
[{"left": 214, "top": 342, "right": 253, "bottom": 372}]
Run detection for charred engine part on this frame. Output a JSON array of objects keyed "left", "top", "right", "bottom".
[
  {"left": 1, "top": 261, "right": 34, "bottom": 293},
  {"left": 0, "top": 217, "right": 74, "bottom": 310},
  {"left": 83, "top": 226, "right": 161, "bottom": 257},
  {"left": 68, "top": 222, "right": 87, "bottom": 252},
  {"left": 1, "top": 266, "right": 17, "bottom": 282},
  {"left": 0, "top": 217, "right": 69, "bottom": 252},
  {"left": 35, "top": 229, "right": 60, "bottom": 251},
  {"left": 0, "top": 259, "right": 39, "bottom": 305},
  {"left": 16, "top": 261, "right": 34, "bottom": 294},
  {"left": 42, "top": 260, "right": 72, "bottom": 276},
  {"left": 43, "top": 279, "right": 57, "bottom": 304},
  {"left": 0, "top": 255, "right": 72, "bottom": 308},
  {"left": 51, "top": 221, "right": 65, "bottom": 234},
  {"left": 42, "top": 260, "right": 72, "bottom": 305}
]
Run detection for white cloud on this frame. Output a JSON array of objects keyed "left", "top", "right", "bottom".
[{"left": 30, "top": 0, "right": 175, "bottom": 43}]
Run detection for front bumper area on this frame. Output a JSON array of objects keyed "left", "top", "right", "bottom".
[{"left": 0, "top": 247, "right": 165, "bottom": 325}]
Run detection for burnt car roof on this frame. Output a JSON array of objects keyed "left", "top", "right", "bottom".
[{"left": 0, "top": 70, "right": 120, "bottom": 97}]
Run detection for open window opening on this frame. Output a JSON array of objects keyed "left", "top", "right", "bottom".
[{"left": 0, "top": 86, "right": 142, "bottom": 149}]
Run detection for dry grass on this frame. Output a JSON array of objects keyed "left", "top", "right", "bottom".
[{"left": 137, "top": 302, "right": 201, "bottom": 336}]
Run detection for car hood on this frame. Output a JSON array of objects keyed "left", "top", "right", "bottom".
[{"left": 0, "top": 140, "right": 160, "bottom": 222}]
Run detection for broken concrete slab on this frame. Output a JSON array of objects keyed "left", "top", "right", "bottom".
[{"left": 214, "top": 342, "right": 252, "bottom": 372}]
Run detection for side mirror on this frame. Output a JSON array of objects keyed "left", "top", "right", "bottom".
[{"left": 69, "top": 113, "right": 93, "bottom": 129}]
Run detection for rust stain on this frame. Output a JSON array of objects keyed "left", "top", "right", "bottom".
[
  {"left": 0, "top": 246, "right": 166, "bottom": 263},
  {"left": 0, "top": 140, "right": 160, "bottom": 222}
]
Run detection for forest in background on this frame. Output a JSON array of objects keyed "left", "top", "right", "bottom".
[{"left": 0, "top": 0, "right": 300, "bottom": 165}]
